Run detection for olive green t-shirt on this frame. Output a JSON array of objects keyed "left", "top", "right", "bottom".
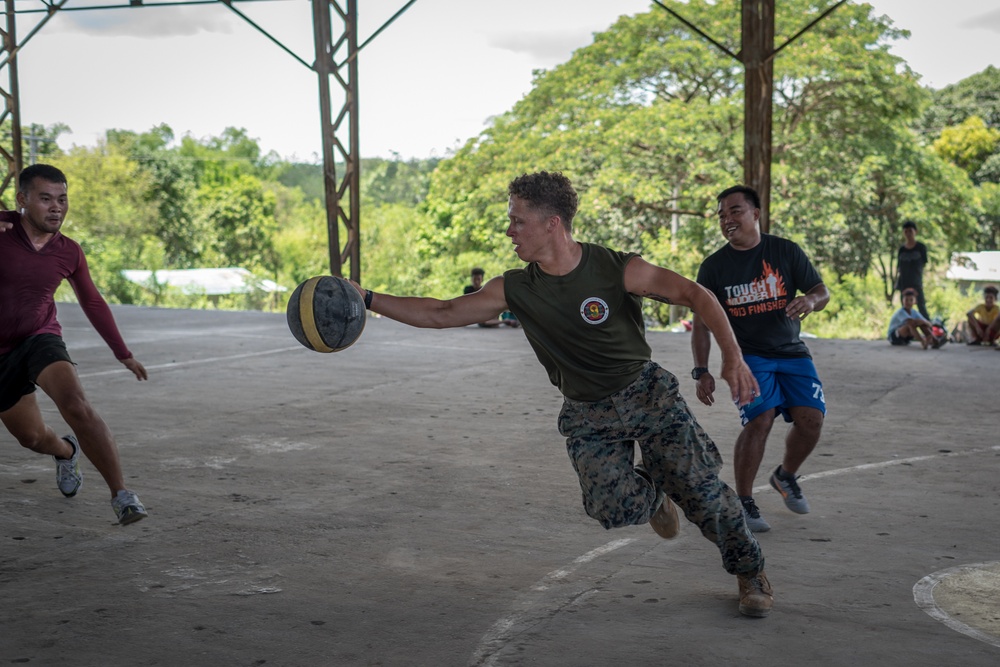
[{"left": 504, "top": 243, "right": 651, "bottom": 402}]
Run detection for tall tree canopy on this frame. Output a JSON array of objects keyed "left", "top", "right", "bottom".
[
  {"left": 421, "top": 0, "right": 975, "bottom": 310},
  {"left": 921, "top": 66, "right": 1000, "bottom": 248}
]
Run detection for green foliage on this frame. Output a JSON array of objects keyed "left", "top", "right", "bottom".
[
  {"left": 361, "top": 156, "right": 440, "bottom": 207},
  {"left": 49, "top": 143, "right": 163, "bottom": 304},
  {"left": 807, "top": 270, "right": 977, "bottom": 341},
  {"left": 194, "top": 173, "right": 279, "bottom": 274},
  {"left": 360, "top": 202, "right": 438, "bottom": 296},
  {"left": 22, "top": 4, "right": 1000, "bottom": 335},
  {"left": 920, "top": 65, "right": 1000, "bottom": 133},
  {"left": 975, "top": 182, "right": 1000, "bottom": 248},
  {"left": 418, "top": 0, "right": 979, "bottom": 326},
  {"left": 272, "top": 186, "right": 329, "bottom": 287},
  {"left": 932, "top": 116, "right": 1000, "bottom": 179},
  {"left": 807, "top": 272, "right": 890, "bottom": 340},
  {"left": 919, "top": 66, "right": 1000, "bottom": 249},
  {"left": 107, "top": 125, "right": 202, "bottom": 267}
]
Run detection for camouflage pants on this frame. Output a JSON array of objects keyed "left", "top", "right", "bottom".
[{"left": 558, "top": 362, "right": 763, "bottom": 576}]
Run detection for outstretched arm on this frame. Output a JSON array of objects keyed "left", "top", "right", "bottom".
[
  {"left": 68, "top": 251, "right": 147, "bottom": 381},
  {"left": 624, "top": 257, "right": 758, "bottom": 406},
  {"left": 352, "top": 276, "right": 510, "bottom": 329}
]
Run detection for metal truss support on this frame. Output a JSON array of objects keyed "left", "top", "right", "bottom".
[
  {"left": 0, "top": 0, "right": 364, "bottom": 280},
  {"left": 1, "top": 0, "right": 23, "bottom": 209},
  {"left": 312, "top": 0, "right": 360, "bottom": 281}
]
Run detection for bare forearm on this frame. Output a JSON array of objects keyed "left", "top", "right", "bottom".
[
  {"left": 691, "top": 315, "right": 712, "bottom": 367},
  {"left": 689, "top": 287, "right": 742, "bottom": 363},
  {"left": 370, "top": 293, "right": 459, "bottom": 329},
  {"left": 806, "top": 284, "right": 830, "bottom": 312}
]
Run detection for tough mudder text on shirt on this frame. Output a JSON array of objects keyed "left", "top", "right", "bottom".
[{"left": 697, "top": 234, "right": 823, "bottom": 359}]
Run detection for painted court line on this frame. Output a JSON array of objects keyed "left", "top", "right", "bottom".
[
  {"left": 913, "top": 562, "right": 1000, "bottom": 649},
  {"left": 77, "top": 346, "right": 303, "bottom": 379},
  {"left": 472, "top": 445, "right": 1000, "bottom": 665},
  {"left": 470, "top": 538, "right": 636, "bottom": 667}
]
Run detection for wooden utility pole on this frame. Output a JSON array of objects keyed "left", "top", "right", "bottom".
[
  {"left": 655, "top": 0, "right": 847, "bottom": 233},
  {"left": 741, "top": 0, "right": 774, "bottom": 231}
]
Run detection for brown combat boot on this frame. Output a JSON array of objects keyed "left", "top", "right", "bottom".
[
  {"left": 648, "top": 494, "right": 680, "bottom": 539},
  {"left": 737, "top": 570, "right": 773, "bottom": 617}
]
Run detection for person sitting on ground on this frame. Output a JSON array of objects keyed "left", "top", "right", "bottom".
[
  {"left": 966, "top": 285, "right": 999, "bottom": 346},
  {"left": 887, "top": 288, "right": 933, "bottom": 348},
  {"left": 464, "top": 267, "right": 519, "bottom": 328}
]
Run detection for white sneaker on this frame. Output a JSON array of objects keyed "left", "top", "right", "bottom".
[
  {"left": 54, "top": 435, "right": 83, "bottom": 497},
  {"left": 112, "top": 490, "right": 148, "bottom": 525}
]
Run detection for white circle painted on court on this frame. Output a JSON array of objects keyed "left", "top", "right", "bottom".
[{"left": 913, "top": 561, "right": 1000, "bottom": 648}]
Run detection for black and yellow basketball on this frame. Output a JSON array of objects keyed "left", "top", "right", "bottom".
[{"left": 286, "top": 276, "right": 366, "bottom": 353}]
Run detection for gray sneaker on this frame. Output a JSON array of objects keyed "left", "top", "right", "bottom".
[
  {"left": 741, "top": 497, "right": 771, "bottom": 533},
  {"left": 112, "top": 490, "right": 148, "bottom": 525},
  {"left": 54, "top": 435, "right": 83, "bottom": 497},
  {"left": 769, "top": 466, "right": 810, "bottom": 514}
]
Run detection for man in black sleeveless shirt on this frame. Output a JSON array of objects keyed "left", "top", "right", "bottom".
[{"left": 354, "top": 171, "right": 774, "bottom": 617}]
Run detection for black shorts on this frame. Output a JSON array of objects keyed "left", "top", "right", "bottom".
[
  {"left": 889, "top": 330, "right": 913, "bottom": 346},
  {"left": 0, "top": 335, "right": 74, "bottom": 412}
]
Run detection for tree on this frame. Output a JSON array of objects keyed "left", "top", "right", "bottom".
[
  {"left": 50, "top": 143, "right": 162, "bottom": 304},
  {"left": 107, "top": 125, "right": 204, "bottom": 267},
  {"left": 22, "top": 122, "right": 69, "bottom": 164},
  {"left": 420, "top": 0, "right": 970, "bottom": 321},
  {"left": 196, "top": 173, "right": 279, "bottom": 275},
  {"left": 921, "top": 67, "right": 1000, "bottom": 249},
  {"left": 920, "top": 65, "right": 1000, "bottom": 134},
  {"left": 932, "top": 116, "right": 1000, "bottom": 181}
]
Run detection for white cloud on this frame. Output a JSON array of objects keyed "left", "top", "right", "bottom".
[
  {"left": 49, "top": 6, "right": 236, "bottom": 38},
  {"left": 958, "top": 8, "right": 1000, "bottom": 33},
  {"left": 12, "top": 0, "right": 1000, "bottom": 160},
  {"left": 488, "top": 29, "right": 601, "bottom": 66}
]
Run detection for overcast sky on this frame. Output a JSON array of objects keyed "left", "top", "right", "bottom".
[{"left": 13, "top": 0, "right": 1000, "bottom": 162}]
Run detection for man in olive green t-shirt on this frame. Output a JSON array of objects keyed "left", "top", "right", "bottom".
[{"left": 352, "top": 171, "right": 774, "bottom": 618}]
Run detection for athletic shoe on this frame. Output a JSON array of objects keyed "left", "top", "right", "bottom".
[
  {"left": 737, "top": 571, "right": 773, "bottom": 617},
  {"left": 112, "top": 490, "right": 148, "bottom": 525},
  {"left": 740, "top": 497, "right": 770, "bottom": 533},
  {"left": 648, "top": 492, "right": 680, "bottom": 539},
  {"left": 54, "top": 435, "right": 83, "bottom": 497},
  {"left": 769, "top": 466, "right": 810, "bottom": 514}
]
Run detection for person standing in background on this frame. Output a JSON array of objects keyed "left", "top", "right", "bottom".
[{"left": 896, "top": 221, "right": 930, "bottom": 319}]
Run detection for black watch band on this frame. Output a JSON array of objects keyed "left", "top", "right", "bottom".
[{"left": 691, "top": 367, "right": 709, "bottom": 380}]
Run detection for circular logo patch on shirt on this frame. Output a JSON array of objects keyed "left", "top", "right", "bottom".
[{"left": 580, "top": 297, "right": 610, "bottom": 324}]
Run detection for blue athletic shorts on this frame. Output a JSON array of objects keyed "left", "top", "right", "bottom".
[{"left": 737, "top": 354, "right": 826, "bottom": 426}]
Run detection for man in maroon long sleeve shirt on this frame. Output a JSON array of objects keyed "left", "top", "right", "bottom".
[{"left": 0, "top": 164, "right": 148, "bottom": 525}]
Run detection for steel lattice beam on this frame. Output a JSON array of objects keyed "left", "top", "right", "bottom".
[
  {"left": 313, "top": 0, "right": 360, "bottom": 280},
  {"left": 0, "top": 0, "right": 363, "bottom": 280}
]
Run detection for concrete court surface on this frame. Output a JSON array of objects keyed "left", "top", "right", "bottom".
[{"left": 1, "top": 302, "right": 998, "bottom": 667}]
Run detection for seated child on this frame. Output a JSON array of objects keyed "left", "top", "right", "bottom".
[
  {"left": 888, "top": 288, "right": 933, "bottom": 348},
  {"left": 966, "top": 285, "right": 999, "bottom": 346}
]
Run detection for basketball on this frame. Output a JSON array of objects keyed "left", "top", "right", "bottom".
[{"left": 286, "top": 276, "right": 367, "bottom": 353}]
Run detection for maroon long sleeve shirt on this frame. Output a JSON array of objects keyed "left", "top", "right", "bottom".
[{"left": 0, "top": 212, "right": 132, "bottom": 360}]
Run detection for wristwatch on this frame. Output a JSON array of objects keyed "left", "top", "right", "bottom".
[{"left": 691, "top": 367, "right": 709, "bottom": 380}]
